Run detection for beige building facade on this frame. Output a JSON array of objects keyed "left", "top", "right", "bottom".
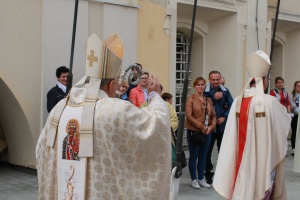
[{"left": 0, "top": 0, "right": 299, "bottom": 167}]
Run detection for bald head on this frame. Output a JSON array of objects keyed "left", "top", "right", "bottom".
[{"left": 220, "top": 77, "right": 225, "bottom": 86}]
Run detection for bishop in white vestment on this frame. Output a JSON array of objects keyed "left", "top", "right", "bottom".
[
  {"left": 36, "top": 33, "right": 171, "bottom": 200},
  {"left": 213, "top": 50, "right": 291, "bottom": 200}
]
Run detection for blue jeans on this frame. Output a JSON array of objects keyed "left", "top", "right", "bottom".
[{"left": 187, "top": 129, "right": 211, "bottom": 180}]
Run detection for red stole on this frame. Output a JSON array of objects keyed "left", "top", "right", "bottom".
[{"left": 235, "top": 97, "right": 252, "bottom": 180}]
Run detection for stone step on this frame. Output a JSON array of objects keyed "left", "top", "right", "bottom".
[{"left": 0, "top": 139, "right": 7, "bottom": 153}]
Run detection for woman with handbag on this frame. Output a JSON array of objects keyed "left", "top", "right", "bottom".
[{"left": 186, "top": 77, "right": 216, "bottom": 189}]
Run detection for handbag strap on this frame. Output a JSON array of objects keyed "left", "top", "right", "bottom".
[{"left": 204, "top": 97, "right": 208, "bottom": 124}]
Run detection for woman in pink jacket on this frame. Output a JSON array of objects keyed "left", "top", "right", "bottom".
[{"left": 129, "top": 72, "right": 149, "bottom": 107}]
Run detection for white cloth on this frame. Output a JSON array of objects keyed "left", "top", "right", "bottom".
[
  {"left": 143, "top": 88, "right": 148, "bottom": 101},
  {"left": 213, "top": 88, "right": 291, "bottom": 200},
  {"left": 36, "top": 87, "right": 171, "bottom": 200},
  {"left": 57, "top": 81, "right": 66, "bottom": 93},
  {"left": 169, "top": 167, "right": 179, "bottom": 200}
]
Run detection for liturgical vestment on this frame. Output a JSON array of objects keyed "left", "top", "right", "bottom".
[
  {"left": 36, "top": 86, "right": 171, "bottom": 200},
  {"left": 213, "top": 87, "right": 291, "bottom": 200}
]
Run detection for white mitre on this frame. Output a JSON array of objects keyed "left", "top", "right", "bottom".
[
  {"left": 236, "top": 50, "right": 271, "bottom": 117},
  {"left": 85, "top": 33, "right": 123, "bottom": 79},
  {"left": 46, "top": 33, "right": 124, "bottom": 156},
  {"left": 245, "top": 50, "right": 270, "bottom": 78},
  {"left": 77, "top": 33, "right": 124, "bottom": 157}
]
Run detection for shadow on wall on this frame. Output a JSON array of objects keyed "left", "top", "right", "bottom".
[{"left": 0, "top": 78, "right": 36, "bottom": 168}]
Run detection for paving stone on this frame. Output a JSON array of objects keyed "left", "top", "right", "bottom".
[{"left": 0, "top": 145, "right": 299, "bottom": 199}]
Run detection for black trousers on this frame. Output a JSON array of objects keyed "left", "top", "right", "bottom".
[
  {"left": 205, "top": 128, "right": 224, "bottom": 180},
  {"left": 291, "top": 115, "right": 298, "bottom": 149}
]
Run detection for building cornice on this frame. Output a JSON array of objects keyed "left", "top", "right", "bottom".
[
  {"left": 90, "top": 0, "right": 140, "bottom": 8},
  {"left": 177, "top": 0, "right": 237, "bottom": 13},
  {"left": 236, "top": 0, "right": 247, "bottom": 3},
  {"left": 268, "top": 4, "right": 300, "bottom": 23},
  {"left": 279, "top": 11, "right": 300, "bottom": 23}
]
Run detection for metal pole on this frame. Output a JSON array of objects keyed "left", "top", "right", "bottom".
[
  {"left": 175, "top": 0, "right": 198, "bottom": 179},
  {"left": 270, "top": 0, "right": 281, "bottom": 62},
  {"left": 66, "top": 0, "right": 79, "bottom": 94},
  {"left": 266, "top": 0, "right": 280, "bottom": 93}
]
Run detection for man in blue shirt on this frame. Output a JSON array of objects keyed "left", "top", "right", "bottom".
[{"left": 204, "top": 70, "right": 233, "bottom": 184}]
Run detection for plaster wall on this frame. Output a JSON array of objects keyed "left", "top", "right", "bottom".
[
  {"left": 245, "top": 0, "right": 269, "bottom": 55},
  {"left": 270, "top": 45, "right": 283, "bottom": 90},
  {"left": 234, "top": 1, "right": 247, "bottom": 96},
  {"left": 102, "top": 3, "right": 138, "bottom": 69},
  {"left": 42, "top": 0, "right": 138, "bottom": 123},
  {"left": 137, "top": 0, "right": 170, "bottom": 91},
  {"left": 42, "top": 0, "right": 89, "bottom": 124},
  {"left": 88, "top": 1, "right": 104, "bottom": 39},
  {"left": 0, "top": 0, "right": 42, "bottom": 167},
  {"left": 191, "top": 36, "right": 204, "bottom": 80},
  {"left": 284, "top": 29, "right": 300, "bottom": 92},
  {"left": 206, "top": 14, "right": 238, "bottom": 97},
  {"left": 105, "top": 0, "right": 138, "bottom": 6},
  {"left": 280, "top": 0, "right": 300, "bottom": 16}
]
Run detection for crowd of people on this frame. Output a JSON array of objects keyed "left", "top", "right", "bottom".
[
  {"left": 116, "top": 56, "right": 298, "bottom": 199},
  {"left": 42, "top": 35, "right": 299, "bottom": 199}
]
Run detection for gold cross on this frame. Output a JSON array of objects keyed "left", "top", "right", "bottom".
[
  {"left": 256, "top": 101, "right": 263, "bottom": 107},
  {"left": 87, "top": 49, "right": 98, "bottom": 66}
]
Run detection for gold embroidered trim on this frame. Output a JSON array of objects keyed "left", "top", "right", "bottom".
[
  {"left": 255, "top": 112, "right": 265, "bottom": 118},
  {"left": 65, "top": 165, "right": 76, "bottom": 200},
  {"left": 67, "top": 102, "right": 84, "bottom": 107}
]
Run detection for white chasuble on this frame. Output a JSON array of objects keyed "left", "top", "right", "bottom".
[
  {"left": 36, "top": 87, "right": 171, "bottom": 200},
  {"left": 213, "top": 88, "right": 291, "bottom": 200}
]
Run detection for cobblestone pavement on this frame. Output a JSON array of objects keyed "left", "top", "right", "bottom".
[
  {"left": 178, "top": 147, "right": 300, "bottom": 199},
  {"left": 0, "top": 147, "right": 299, "bottom": 200}
]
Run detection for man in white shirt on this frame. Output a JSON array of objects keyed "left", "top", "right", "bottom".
[{"left": 46, "top": 66, "right": 69, "bottom": 112}]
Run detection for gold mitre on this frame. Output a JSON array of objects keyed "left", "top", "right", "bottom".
[
  {"left": 245, "top": 50, "right": 271, "bottom": 78},
  {"left": 85, "top": 33, "right": 124, "bottom": 79}
]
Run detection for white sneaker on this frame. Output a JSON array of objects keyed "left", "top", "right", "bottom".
[
  {"left": 191, "top": 180, "right": 201, "bottom": 189},
  {"left": 198, "top": 179, "right": 211, "bottom": 189}
]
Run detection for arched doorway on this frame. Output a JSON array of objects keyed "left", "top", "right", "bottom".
[{"left": 0, "top": 78, "right": 35, "bottom": 167}]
